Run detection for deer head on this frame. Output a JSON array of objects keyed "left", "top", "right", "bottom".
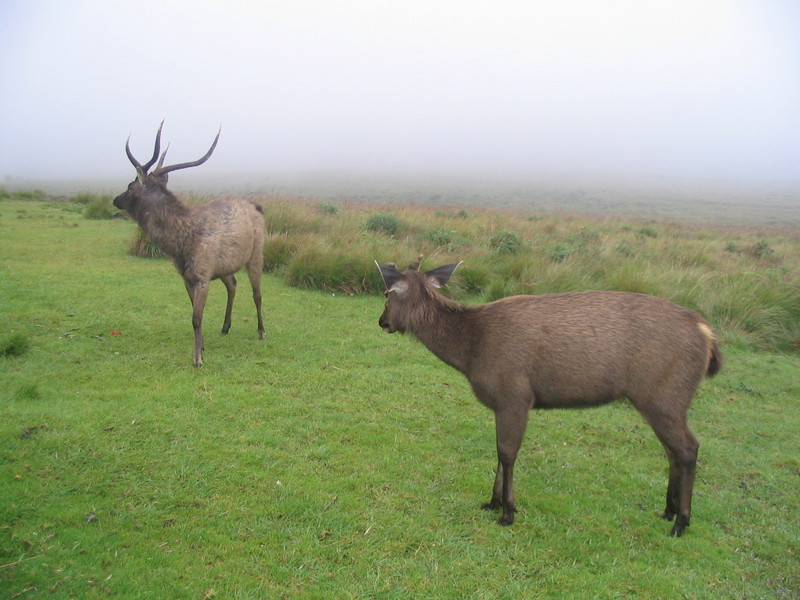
[
  {"left": 113, "top": 120, "right": 220, "bottom": 213},
  {"left": 376, "top": 256, "right": 461, "bottom": 334}
]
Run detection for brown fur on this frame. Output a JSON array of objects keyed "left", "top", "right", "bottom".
[
  {"left": 377, "top": 258, "right": 722, "bottom": 536},
  {"left": 114, "top": 123, "right": 265, "bottom": 367}
]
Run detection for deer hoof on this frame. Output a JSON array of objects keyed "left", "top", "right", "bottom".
[
  {"left": 498, "top": 513, "right": 515, "bottom": 526},
  {"left": 669, "top": 516, "right": 689, "bottom": 537}
]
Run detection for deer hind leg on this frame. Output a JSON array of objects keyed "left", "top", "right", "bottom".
[
  {"left": 640, "top": 401, "right": 699, "bottom": 537},
  {"left": 220, "top": 274, "right": 237, "bottom": 335},
  {"left": 247, "top": 258, "right": 265, "bottom": 340},
  {"left": 482, "top": 459, "right": 504, "bottom": 512},
  {"left": 487, "top": 407, "right": 529, "bottom": 526},
  {"left": 662, "top": 449, "right": 682, "bottom": 523},
  {"left": 187, "top": 281, "right": 210, "bottom": 367}
]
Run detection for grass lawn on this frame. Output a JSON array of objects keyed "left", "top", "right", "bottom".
[{"left": 1, "top": 198, "right": 798, "bottom": 599}]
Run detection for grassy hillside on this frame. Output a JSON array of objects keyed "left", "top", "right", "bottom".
[{"left": 1, "top": 196, "right": 799, "bottom": 599}]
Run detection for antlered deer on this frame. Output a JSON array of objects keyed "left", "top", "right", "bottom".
[
  {"left": 114, "top": 121, "right": 265, "bottom": 367},
  {"left": 376, "top": 256, "right": 721, "bottom": 536}
]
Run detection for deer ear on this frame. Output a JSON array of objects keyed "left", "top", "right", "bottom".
[
  {"left": 426, "top": 262, "right": 462, "bottom": 288},
  {"left": 376, "top": 261, "right": 405, "bottom": 292},
  {"left": 388, "top": 280, "right": 408, "bottom": 294}
]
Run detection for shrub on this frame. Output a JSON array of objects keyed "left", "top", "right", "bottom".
[
  {"left": 748, "top": 240, "right": 775, "bottom": 261},
  {"left": 546, "top": 243, "right": 573, "bottom": 263},
  {"left": 127, "top": 227, "right": 164, "bottom": 258},
  {"left": 317, "top": 202, "right": 340, "bottom": 216},
  {"left": 72, "top": 192, "right": 98, "bottom": 205},
  {"left": 365, "top": 213, "right": 402, "bottom": 236},
  {"left": 425, "top": 227, "right": 454, "bottom": 248},
  {"left": 489, "top": 230, "right": 526, "bottom": 254},
  {"left": 82, "top": 196, "right": 117, "bottom": 219},
  {"left": 637, "top": 226, "right": 658, "bottom": 239}
]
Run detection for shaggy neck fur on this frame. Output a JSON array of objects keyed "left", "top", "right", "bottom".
[
  {"left": 134, "top": 186, "right": 195, "bottom": 264},
  {"left": 402, "top": 279, "right": 474, "bottom": 373}
]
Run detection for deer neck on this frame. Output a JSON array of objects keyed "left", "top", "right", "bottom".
[
  {"left": 409, "top": 297, "right": 473, "bottom": 374},
  {"left": 137, "top": 194, "right": 194, "bottom": 259}
]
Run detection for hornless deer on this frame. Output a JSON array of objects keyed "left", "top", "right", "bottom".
[
  {"left": 114, "top": 121, "right": 265, "bottom": 367},
  {"left": 376, "top": 256, "right": 722, "bottom": 536}
]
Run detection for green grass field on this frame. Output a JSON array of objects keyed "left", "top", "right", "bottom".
[{"left": 2, "top": 196, "right": 799, "bottom": 599}]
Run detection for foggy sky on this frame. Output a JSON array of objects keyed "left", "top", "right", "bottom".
[{"left": 1, "top": 0, "right": 799, "bottom": 186}]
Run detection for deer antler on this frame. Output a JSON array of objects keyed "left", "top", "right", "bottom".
[
  {"left": 408, "top": 254, "right": 424, "bottom": 271},
  {"left": 125, "top": 120, "right": 164, "bottom": 174},
  {"left": 153, "top": 126, "right": 221, "bottom": 177}
]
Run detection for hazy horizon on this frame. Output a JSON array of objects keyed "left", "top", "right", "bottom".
[{"left": 2, "top": 1, "right": 799, "bottom": 188}]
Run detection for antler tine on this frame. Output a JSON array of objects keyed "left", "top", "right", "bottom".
[
  {"left": 124, "top": 119, "right": 164, "bottom": 174},
  {"left": 140, "top": 119, "right": 164, "bottom": 173},
  {"left": 155, "top": 142, "right": 171, "bottom": 171},
  {"left": 153, "top": 126, "right": 221, "bottom": 177},
  {"left": 124, "top": 134, "right": 142, "bottom": 171},
  {"left": 408, "top": 254, "right": 424, "bottom": 271}
]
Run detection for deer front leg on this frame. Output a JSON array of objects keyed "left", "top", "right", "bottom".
[
  {"left": 491, "top": 407, "right": 529, "bottom": 526},
  {"left": 187, "top": 281, "right": 209, "bottom": 367}
]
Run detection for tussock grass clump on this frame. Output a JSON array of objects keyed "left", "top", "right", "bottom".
[
  {"left": 262, "top": 200, "right": 323, "bottom": 235},
  {"left": 747, "top": 239, "right": 777, "bottom": 262},
  {"left": 14, "top": 382, "right": 41, "bottom": 400},
  {"left": 263, "top": 234, "right": 298, "bottom": 272},
  {"left": 490, "top": 230, "right": 528, "bottom": 254},
  {"left": 1, "top": 333, "right": 30, "bottom": 357},
  {"left": 456, "top": 264, "right": 491, "bottom": 294},
  {"left": 82, "top": 195, "right": 118, "bottom": 219},
  {"left": 286, "top": 249, "right": 381, "bottom": 295},
  {"left": 424, "top": 226, "right": 454, "bottom": 247},
  {"left": 72, "top": 192, "right": 100, "bottom": 205},
  {"left": 317, "top": 202, "right": 340, "bottom": 215},
  {"left": 127, "top": 227, "right": 164, "bottom": 258},
  {"left": 365, "top": 213, "right": 402, "bottom": 236},
  {"left": 11, "top": 189, "right": 46, "bottom": 201}
]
